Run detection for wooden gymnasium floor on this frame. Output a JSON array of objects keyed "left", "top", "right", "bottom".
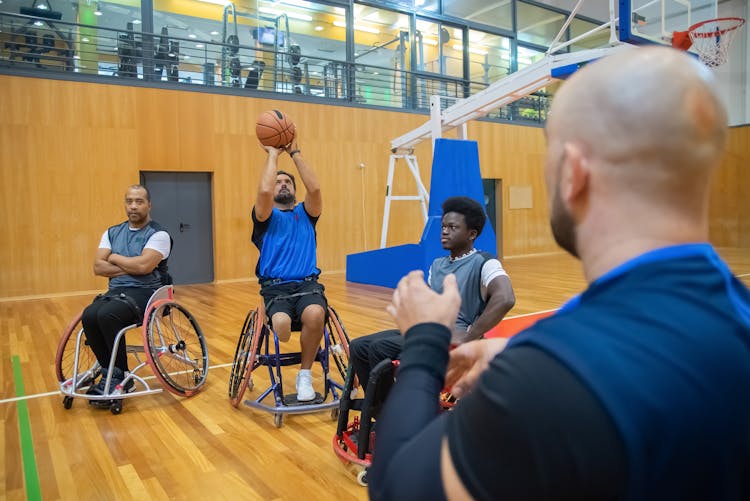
[{"left": 2, "top": 249, "right": 750, "bottom": 500}]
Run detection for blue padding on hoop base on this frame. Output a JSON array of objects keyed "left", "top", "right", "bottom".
[
  {"left": 551, "top": 63, "right": 581, "bottom": 79},
  {"left": 346, "top": 138, "right": 497, "bottom": 288}
]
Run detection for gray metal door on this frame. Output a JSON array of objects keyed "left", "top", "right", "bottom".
[
  {"left": 141, "top": 172, "right": 214, "bottom": 285},
  {"left": 483, "top": 178, "right": 503, "bottom": 258}
]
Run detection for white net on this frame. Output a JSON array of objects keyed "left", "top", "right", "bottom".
[{"left": 689, "top": 17, "right": 745, "bottom": 68}]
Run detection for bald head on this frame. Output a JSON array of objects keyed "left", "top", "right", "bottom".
[
  {"left": 548, "top": 47, "right": 727, "bottom": 183},
  {"left": 544, "top": 48, "right": 729, "bottom": 277}
]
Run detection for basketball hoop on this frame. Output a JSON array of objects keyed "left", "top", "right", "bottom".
[{"left": 672, "top": 17, "right": 746, "bottom": 68}]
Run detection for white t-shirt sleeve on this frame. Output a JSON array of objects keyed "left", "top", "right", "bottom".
[
  {"left": 145, "top": 231, "right": 171, "bottom": 259},
  {"left": 479, "top": 259, "right": 508, "bottom": 301},
  {"left": 99, "top": 230, "right": 111, "bottom": 249}
]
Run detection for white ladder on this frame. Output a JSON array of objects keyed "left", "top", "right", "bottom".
[{"left": 379, "top": 153, "right": 430, "bottom": 249}]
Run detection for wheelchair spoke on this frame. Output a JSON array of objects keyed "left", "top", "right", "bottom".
[{"left": 146, "top": 301, "right": 208, "bottom": 396}]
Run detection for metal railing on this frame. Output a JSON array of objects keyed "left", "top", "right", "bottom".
[{"left": 0, "top": 11, "right": 550, "bottom": 124}]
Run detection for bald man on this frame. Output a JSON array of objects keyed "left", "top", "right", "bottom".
[{"left": 368, "top": 47, "right": 750, "bottom": 500}]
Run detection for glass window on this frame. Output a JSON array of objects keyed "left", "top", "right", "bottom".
[
  {"left": 463, "top": 29, "right": 510, "bottom": 85},
  {"left": 415, "top": 17, "right": 461, "bottom": 79},
  {"left": 568, "top": 18, "right": 611, "bottom": 51},
  {"left": 351, "top": 5, "right": 409, "bottom": 108},
  {"left": 148, "top": 0, "right": 347, "bottom": 92},
  {"left": 516, "top": 44, "right": 545, "bottom": 69},
  {"left": 0, "top": 0, "right": 141, "bottom": 75},
  {"left": 361, "top": 0, "right": 438, "bottom": 13},
  {"left": 443, "top": 0, "right": 512, "bottom": 32},
  {"left": 516, "top": 1, "right": 566, "bottom": 47}
]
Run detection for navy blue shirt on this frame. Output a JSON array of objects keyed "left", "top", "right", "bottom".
[{"left": 508, "top": 244, "right": 750, "bottom": 500}]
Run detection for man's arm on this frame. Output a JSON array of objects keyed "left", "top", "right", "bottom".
[
  {"left": 287, "top": 138, "right": 322, "bottom": 218},
  {"left": 93, "top": 248, "right": 126, "bottom": 277},
  {"left": 466, "top": 275, "right": 515, "bottom": 340},
  {"left": 255, "top": 145, "right": 283, "bottom": 222},
  {"left": 107, "top": 249, "right": 164, "bottom": 276}
]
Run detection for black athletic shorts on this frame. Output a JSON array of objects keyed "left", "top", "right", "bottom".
[{"left": 260, "top": 280, "right": 327, "bottom": 327}]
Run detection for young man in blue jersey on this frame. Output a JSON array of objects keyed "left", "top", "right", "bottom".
[
  {"left": 83, "top": 185, "right": 172, "bottom": 396},
  {"left": 348, "top": 196, "right": 516, "bottom": 393},
  {"left": 252, "top": 136, "right": 326, "bottom": 401},
  {"left": 368, "top": 47, "right": 750, "bottom": 500}
]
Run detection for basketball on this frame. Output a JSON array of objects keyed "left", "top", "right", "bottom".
[{"left": 256, "top": 110, "right": 296, "bottom": 148}]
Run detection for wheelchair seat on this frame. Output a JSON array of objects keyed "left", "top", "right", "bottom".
[{"left": 55, "top": 285, "right": 209, "bottom": 414}]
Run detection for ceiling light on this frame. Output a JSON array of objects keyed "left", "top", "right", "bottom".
[
  {"left": 421, "top": 38, "right": 438, "bottom": 46},
  {"left": 333, "top": 21, "right": 379, "bottom": 34},
  {"left": 258, "top": 7, "right": 312, "bottom": 21},
  {"left": 314, "top": 26, "right": 323, "bottom": 31},
  {"left": 73, "top": 54, "right": 80, "bottom": 59},
  {"left": 195, "top": 44, "right": 204, "bottom": 48},
  {"left": 37, "top": 3, "right": 47, "bottom": 9},
  {"left": 94, "top": 2, "right": 102, "bottom": 15},
  {"left": 210, "top": 30, "right": 219, "bottom": 35},
  {"left": 82, "top": 37, "right": 90, "bottom": 42},
  {"left": 132, "top": 19, "right": 141, "bottom": 25},
  {"left": 33, "top": 20, "right": 43, "bottom": 26},
  {"left": 189, "top": 33, "right": 197, "bottom": 38}
]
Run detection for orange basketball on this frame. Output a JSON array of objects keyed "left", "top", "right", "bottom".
[{"left": 256, "top": 110, "right": 296, "bottom": 148}]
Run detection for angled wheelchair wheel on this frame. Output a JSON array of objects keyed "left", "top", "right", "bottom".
[
  {"left": 55, "top": 311, "right": 99, "bottom": 385},
  {"left": 229, "top": 308, "right": 264, "bottom": 407},
  {"left": 326, "top": 306, "right": 351, "bottom": 387},
  {"left": 144, "top": 300, "right": 209, "bottom": 397}
]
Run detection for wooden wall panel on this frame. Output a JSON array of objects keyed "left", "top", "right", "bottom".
[
  {"left": 468, "top": 120, "right": 553, "bottom": 256},
  {"left": 1, "top": 75, "right": 747, "bottom": 298},
  {"left": 710, "top": 125, "right": 750, "bottom": 247}
]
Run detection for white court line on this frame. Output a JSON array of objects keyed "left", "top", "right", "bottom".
[
  {"left": 1, "top": 361, "right": 236, "bottom": 405},
  {"left": 736, "top": 273, "right": 750, "bottom": 278}
]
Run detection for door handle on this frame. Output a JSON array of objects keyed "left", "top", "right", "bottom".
[{"left": 179, "top": 222, "right": 191, "bottom": 232}]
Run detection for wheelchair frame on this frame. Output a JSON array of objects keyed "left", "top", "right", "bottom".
[
  {"left": 332, "top": 357, "right": 396, "bottom": 486},
  {"left": 228, "top": 300, "right": 350, "bottom": 428},
  {"left": 55, "top": 285, "right": 209, "bottom": 414},
  {"left": 333, "top": 357, "right": 456, "bottom": 486}
]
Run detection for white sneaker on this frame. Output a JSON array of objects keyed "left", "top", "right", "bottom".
[{"left": 296, "top": 370, "right": 315, "bottom": 402}]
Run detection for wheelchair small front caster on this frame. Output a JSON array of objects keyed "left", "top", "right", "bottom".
[{"left": 357, "top": 469, "right": 368, "bottom": 486}]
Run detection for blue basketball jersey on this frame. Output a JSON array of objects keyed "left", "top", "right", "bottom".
[{"left": 252, "top": 203, "right": 320, "bottom": 282}]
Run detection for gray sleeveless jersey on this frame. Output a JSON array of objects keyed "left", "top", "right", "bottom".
[
  {"left": 428, "top": 251, "right": 491, "bottom": 334},
  {"left": 108, "top": 221, "right": 168, "bottom": 289}
]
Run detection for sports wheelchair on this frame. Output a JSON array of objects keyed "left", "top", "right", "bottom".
[
  {"left": 333, "top": 358, "right": 457, "bottom": 486},
  {"left": 55, "top": 285, "right": 209, "bottom": 414},
  {"left": 228, "top": 298, "right": 350, "bottom": 428}
]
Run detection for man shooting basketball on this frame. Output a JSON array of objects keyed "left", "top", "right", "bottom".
[
  {"left": 369, "top": 47, "right": 750, "bottom": 500},
  {"left": 252, "top": 135, "right": 326, "bottom": 402}
]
